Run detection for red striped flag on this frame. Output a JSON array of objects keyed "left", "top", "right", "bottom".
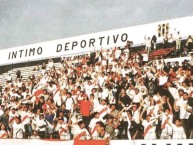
[
  {"left": 34, "top": 85, "right": 48, "bottom": 98},
  {"left": 0, "top": 132, "right": 7, "bottom": 138}
]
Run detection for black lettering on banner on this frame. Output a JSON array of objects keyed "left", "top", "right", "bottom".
[
  {"left": 99, "top": 36, "right": 105, "bottom": 45},
  {"left": 89, "top": 38, "right": 95, "bottom": 47},
  {"left": 72, "top": 41, "right": 78, "bottom": 50},
  {"left": 25, "top": 49, "right": 28, "bottom": 57},
  {"left": 177, "top": 144, "right": 182, "bottom": 145},
  {"left": 157, "top": 24, "right": 161, "bottom": 37},
  {"left": 113, "top": 34, "right": 119, "bottom": 44},
  {"left": 56, "top": 44, "right": 62, "bottom": 52},
  {"left": 166, "top": 23, "right": 170, "bottom": 35},
  {"left": 12, "top": 51, "right": 17, "bottom": 59},
  {"left": 65, "top": 43, "right": 70, "bottom": 51},
  {"left": 19, "top": 50, "right": 24, "bottom": 58},
  {"left": 8, "top": 52, "right": 11, "bottom": 59},
  {"left": 162, "top": 24, "right": 165, "bottom": 36},
  {"left": 189, "top": 144, "right": 193, "bottom": 145},
  {"left": 158, "top": 23, "right": 170, "bottom": 37},
  {"left": 166, "top": 144, "right": 171, "bottom": 145},
  {"left": 121, "top": 33, "right": 128, "bottom": 42},
  {"left": 80, "top": 40, "right": 86, "bottom": 48},
  {"left": 37, "top": 47, "right": 43, "bottom": 55},
  {"left": 29, "top": 48, "right": 35, "bottom": 56},
  {"left": 107, "top": 36, "right": 110, "bottom": 45}
]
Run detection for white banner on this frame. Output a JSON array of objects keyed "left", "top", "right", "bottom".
[
  {"left": 0, "top": 16, "right": 193, "bottom": 65},
  {"left": 164, "top": 56, "right": 192, "bottom": 65},
  {"left": 0, "top": 139, "right": 193, "bottom": 145}
]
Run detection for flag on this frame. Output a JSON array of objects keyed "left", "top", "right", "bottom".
[
  {"left": 74, "top": 140, "right": 108, "bottom": 145},
  {"left": 34, "top": 85, "right": 48, "bottom": 98}
]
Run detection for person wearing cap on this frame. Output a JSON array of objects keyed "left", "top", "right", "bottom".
[
  {"left": 73, "top": 120, "right": 91, "bottom": 140},
  {"left": 54, "top": 117, "right": 70, "bottom": 140}
]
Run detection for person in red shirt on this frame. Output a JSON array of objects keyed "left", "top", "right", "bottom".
[{"left": 78, "top": 94, "right": 92, "bottom": 130}]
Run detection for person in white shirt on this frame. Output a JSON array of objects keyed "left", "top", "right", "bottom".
[
  {"left": 18, "top": 105, "right": 33, "bottom": 138},
  {"left": 170, "top": 119, "right": 186, "bottom": 139},
  {"left": 174, "top": 30, "right": 181, "bottom": 50},
  {"left": 0, "top": 123, "right": 10, "bottom": 138},
  {"left": 141, "top": 51, "right": 149, "bottom": 63},
  {"left": 12, "top": 117, "right": 25, "bottom": 138},
  {"left": 30, "top": 130, "right": 40, "bottom": 139},
  {"left": 90, "top": 94, "right": 100, "bottom": 113},
  {"left": 132, "top": 88, "right": 143, "bottom": 105},
  {"left": 93, "top": 121, "right": 110, "bottom": 143},
  {"left": 9, "top": 107, "right": 19, "bottom": 128},
  {"left": 34, "top": 114, "right": 47, "bottom": 139},
  {"left": 98, "top": 72, "right": 107, "bottom": 87},
  {"left": 158, "top": 71, "right": 168, "bottom": 86},
  {"left": 115, "top": 47, "right": 122, "bottom": 60},
  {"left": 95, "top": 99, "right": 109, "bottom": 123},
  {"left": 55, "top": 117, "right": 70, "bottom": 140},
  {"left": 6, "top": 73, "right": 12, "bottom": 83},
  {"left": 140, "top": 108, "right": 157, "bottom": 140},
  {"left": 64, "top": 92, "right": 74, "bottom": 113},
  {"left": 84, "top": 81, "right": 94, "bottom": 97},
  {"left": 89, "top": 112, "right": 101, "bottom": 138},
  {"left": 160, "top": 108, "right": 173, "bottom": 139},
  {"left": 73, "top": 120, "right": 91, "bottom": 140},
  {"left": 144, "top": 35, "right": 151, "bottom": 54},
  {"left": 174, "top": 92, "right": 190, "bottom": 137}
]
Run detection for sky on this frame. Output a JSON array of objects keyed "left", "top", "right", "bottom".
[{"left": 0, "top": 0, "right": 193, "bottom": 50}]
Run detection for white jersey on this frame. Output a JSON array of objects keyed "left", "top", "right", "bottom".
[
  {"left": 171, "top": 124, "right": 186, "bottom": 139},
  {"left": 55, "top": 123, "right": 70, "bottom": 140},
  {"left": 12, "top": 122, "right": 25, "bottom": 138},
  {"left": 73, "top": 127, "right": 91, "bottom": 140},
  {"left": 92, "top": 132, "right": 110, "bottom": 140},
  {"left": 19, "top": 111, "right": 31, "bottom": 125},
  {"left": 34, "top": 119, "right": 47, "bottom": 132},
  {"left": 142, "top": 120, "right": 156, "bottom": 140},
  {"left": 9, "top": 112, "right": 19, "bottom": 127},
  {"left": 96, "top": 105, "right": 109, "bottom": 123},
  {"left": 64, "top": 97, "right": 74, "bottom": 112},
  {"left": 89, "top": 118, "right": 101, "bottom": 137}
]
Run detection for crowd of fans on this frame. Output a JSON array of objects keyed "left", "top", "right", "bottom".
[{"left": 0, "top": 32, "right": 193, "bottom": 141}]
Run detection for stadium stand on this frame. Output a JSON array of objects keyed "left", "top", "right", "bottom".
[{"left": 0, "top": 31, "right": 193, "bottom": 142}]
